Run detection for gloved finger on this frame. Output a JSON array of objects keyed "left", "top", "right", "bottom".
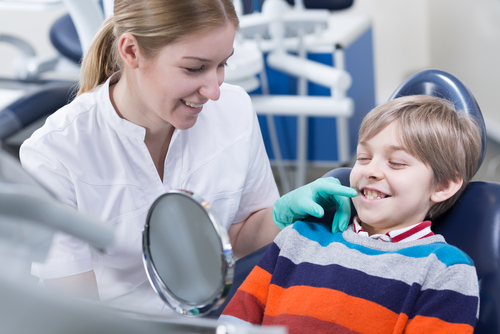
[
  {"left": 309, "top": 179, "right": 357, "bottom": 210},
  {"left": 331, "top": 194, "right": 352, "bottom": 234},
  {"left": 311, "top": 177, "right": 358, "bottom": 199},
  {"left": 296, "top": 197, "right": 325, "bottom": 218}
]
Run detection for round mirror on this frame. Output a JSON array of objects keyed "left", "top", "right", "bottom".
[{"left": 142, "top": 190, "right": 235, "bottom": 316}]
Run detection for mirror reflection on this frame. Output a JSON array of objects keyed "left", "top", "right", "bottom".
[{"left": 143, "top": 190, "right": 234, "bottom": 316}]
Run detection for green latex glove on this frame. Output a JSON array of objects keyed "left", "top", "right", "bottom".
[{"left": 273, "top": 177, "right": 358, "bottom": 234}]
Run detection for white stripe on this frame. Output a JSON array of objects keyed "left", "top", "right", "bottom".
[
  {"left": 218, "top": 315, "right": 253, "bottom": 326},
  {"left": 402, "top": 227, "right": 433, "bottom": 242}
]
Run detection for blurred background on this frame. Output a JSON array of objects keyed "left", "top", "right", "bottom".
[{"left": 1, "top": 0, "right": 500, "bottom": 191}]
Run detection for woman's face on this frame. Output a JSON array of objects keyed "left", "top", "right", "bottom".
[{"left": 133, "top": 23, "right": 236, "bottom": 131}]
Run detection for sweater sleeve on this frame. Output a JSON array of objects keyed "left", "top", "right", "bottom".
[
  {"left": 403, "top": 259, "right": 479, "bottom": 334},
  {"left": 219, "top": 241, "right": 282, "bottom": 325}
]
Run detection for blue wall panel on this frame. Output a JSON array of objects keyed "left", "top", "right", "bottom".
[{"left": 253, "top": 27, "right": 376, "bottom": 164}]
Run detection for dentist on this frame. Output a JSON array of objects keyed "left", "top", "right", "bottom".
[{"left": 20, "top": 0, "right": 355, "bottom": 311}]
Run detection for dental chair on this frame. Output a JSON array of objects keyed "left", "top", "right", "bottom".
[
  {"left": 0, "top": 0, "right": 105, "bottom": 153},
  {"left": 209, "top": 69, "right": 500, "bottom": 334},
  {"left": 316, "top": 69, "right": 496, "bottom": 333}
]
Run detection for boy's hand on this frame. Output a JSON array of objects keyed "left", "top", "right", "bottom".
[{"left": 272, "top": 177, "right": 358, "bottom": 234}]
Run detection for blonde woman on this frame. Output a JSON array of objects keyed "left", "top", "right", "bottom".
[
  {"left": 20, "top": 0, "right": 355, "bottom": 311},
  {"left": 20, "top": 0, "right": 282, "bottom": 311}
]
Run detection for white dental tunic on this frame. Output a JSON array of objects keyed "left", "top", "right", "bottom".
[{"left": 20, "top": 73, "right": 279, "bottom": 311}]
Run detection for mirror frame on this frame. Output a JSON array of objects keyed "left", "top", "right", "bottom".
[{"left": 142, "top": 190, "right": 235, "bottom": 316}]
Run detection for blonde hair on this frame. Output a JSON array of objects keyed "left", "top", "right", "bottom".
[
  {"left": 77, "top": 0, "right": 239, "bottom": 96},
  {"left": 358, "top": 95, "right": 482, "bottom": 219}
]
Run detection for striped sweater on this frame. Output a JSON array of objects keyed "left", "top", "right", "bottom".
[{"left": 220, "top": 221, "right": 479, "bottom": 334}]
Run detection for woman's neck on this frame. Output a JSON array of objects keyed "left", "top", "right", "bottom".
[{"left": 109, "top": 73, "right": 175, "bottom": 181}]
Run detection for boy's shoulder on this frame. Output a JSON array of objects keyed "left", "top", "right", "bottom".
[
  {"left": 276, "top": 221, "right": 475, "bottom": 268},
  {"left": 275, "top": 220, "right": 334, "bottom": 246},
  {"left": 419, "top": 240, "right": 475, "bottom": 267}
]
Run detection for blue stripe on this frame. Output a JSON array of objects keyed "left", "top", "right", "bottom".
[
  {"left": 410, "top": 289, "right": 479, "bottom": 327},
  {"left": 256, "top": 242, "right": 281, "bottom": 275},
  {"left": 293, "top": 221, "right": 474, "bottom": 267},
  {"left": 271, "top": 256, "right": 411, "bottom": 314},
  {"left": 271, "top": 256, "right": 478, "bottom": 325}
]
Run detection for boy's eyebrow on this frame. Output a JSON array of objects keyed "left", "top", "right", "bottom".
[
  {"left": 183, "top": 49, "right": 235, "bottom": 63},
  {"left": 359, "top": 141, "right": 408, "bottom": 153}
]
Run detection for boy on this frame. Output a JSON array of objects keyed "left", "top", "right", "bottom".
[{"left": 219, "top": 95, "right": 481, "bottom": 334}]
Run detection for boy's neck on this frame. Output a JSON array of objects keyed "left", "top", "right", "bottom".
[
  {"left": 354, "top": 218, "right": 434, "bottom": 243},
  {"left": 358, "top": 218, "right": 426, "bottom": 236}
]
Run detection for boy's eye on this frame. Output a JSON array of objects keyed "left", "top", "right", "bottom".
[
  {"left": 356, "top": 157, "right": 371, "bottom": 164},
  {"left": 389, "top": 161, "right": 406, "bottom": 168}
]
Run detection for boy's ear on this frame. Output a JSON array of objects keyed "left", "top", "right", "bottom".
[
  {"left": 430, "top": 177, "right": 463, "bottom": 203},
  {"left": 118, "top": 33, "right": 140, "bottom": 69}
]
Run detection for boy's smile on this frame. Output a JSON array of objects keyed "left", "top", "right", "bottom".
[{"left": 350, "top": 122, "right": 441, "bottom": 236}]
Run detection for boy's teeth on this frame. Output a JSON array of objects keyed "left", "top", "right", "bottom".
[{"left": 363, "top": 189, "right": 385, "bottom": 199}]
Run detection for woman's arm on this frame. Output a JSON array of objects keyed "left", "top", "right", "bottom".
[
  {"left": 228, "top": 207, "right": 280, "bottom": 259},
  {"left": 44, "top": 270, "right": 100, "bottom": 300}
]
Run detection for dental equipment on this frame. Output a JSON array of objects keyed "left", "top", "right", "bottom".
[
  {"left": 225, "top": 0, "right": 373, "bottom": 192},
  {"left": 143, "top": 190, "right": 235, "bottom": 317}
]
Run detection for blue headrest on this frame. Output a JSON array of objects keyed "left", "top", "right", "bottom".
[
  {"left": 284, "top": 0, "right": 354, "bottom": 10},
  {"left": 49, "top": 14, "right": 82, "bottom": 64},
  {"left": 389, "top": 69, "right": 487, "bottom": 171},
  {"left": 242, "top": 0, "right": 354, "bottom": 14}
]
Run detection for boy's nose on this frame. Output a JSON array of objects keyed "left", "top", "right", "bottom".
[{"left": 363, "top": 161, "right": 384, "bottom": 180}]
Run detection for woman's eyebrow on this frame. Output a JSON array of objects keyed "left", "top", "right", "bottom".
[{"left": 182, "top": 49, "right": 235, "bottom": 63}]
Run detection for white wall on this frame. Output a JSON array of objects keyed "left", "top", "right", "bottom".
[
  {"left": 345, "top": 0, "right": 500, "bottom": 142},
  {"left": 427, "top": 0, "right": 500, "bottom": 141},
  {"left": 344, "top": 0, "right": 431, "bottom": 103}
]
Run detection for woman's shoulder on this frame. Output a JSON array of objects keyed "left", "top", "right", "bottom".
[
  {"left": 213, "top": 83, "right": 253, "bottom": 112},
  {"left": 194, "top": 83, "right": 256, "bottom": 137},
  {"left": 220, "top": 82, "right": 251, "bottom": 97},
  {"left": 25, "top": 90, "right": 101, "bottom": 144}
]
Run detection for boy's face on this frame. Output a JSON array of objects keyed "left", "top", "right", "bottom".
[{"left": 350, "top": 122, "right": 439, "bottom": 235}]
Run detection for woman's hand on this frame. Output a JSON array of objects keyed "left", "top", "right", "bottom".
[{"left": 272, "top": 177, "right": 358, "bottom": 233}]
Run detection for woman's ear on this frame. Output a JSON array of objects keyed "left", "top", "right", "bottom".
[
  {"left": 430, "top": 177, "right": 463, "bottom": 203},
  {"left": 118, "top": 33, "right": 140, "bottom": 69}
]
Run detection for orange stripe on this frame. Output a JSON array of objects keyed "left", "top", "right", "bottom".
[
  {"left": 265, "top": 284, "right": 398, "bottom": 333},
  {"left": 405, "top": 315, "right": 474, "bottom": 334},
  {"left": 392, "top": 313, "right": 409, "bottom": 334},
  {"left": 238, "top": 266, "right": 272, "bottom": 305}
]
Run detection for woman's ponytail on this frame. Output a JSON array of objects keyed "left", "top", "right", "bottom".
[{"left": 77, "top": 17, "right": 120, "bottom": 96}]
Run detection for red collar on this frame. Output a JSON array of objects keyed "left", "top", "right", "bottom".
[{"left": 353, "top": 217, "right": 434, "bottom": 243}]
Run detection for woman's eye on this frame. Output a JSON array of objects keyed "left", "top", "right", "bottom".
[
  {"left": 185, "top": 66, "right": 204, "bottom": 73},
  {"left": 218, "top": 62, "right": 228, "bottom": 68}
]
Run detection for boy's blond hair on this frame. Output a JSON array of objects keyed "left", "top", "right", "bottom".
[{"left": 358, "top": 95, "right": 482, "bottom": 219}]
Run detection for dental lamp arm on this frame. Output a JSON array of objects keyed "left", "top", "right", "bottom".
[{"left": 0, "top": 183, "right": 113, "bottom": 251}]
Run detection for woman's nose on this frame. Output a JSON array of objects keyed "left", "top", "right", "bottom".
[{"left": 199, "top": 70, "right": 222, "bottom": 101}]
